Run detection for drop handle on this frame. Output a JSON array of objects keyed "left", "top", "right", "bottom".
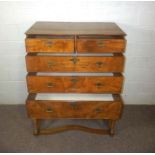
[
  {"left": 70, "top": 102, "right": 78, "bottom": 110},
  {"left": 46, "top": 82, "right": 55, "bottom": 88},
  {"left": 95, "top": 61, "right": 105, "bottom": 68},
  {"left": 46, "top": 107, "right": 54, "bottom": 113},
  {"left": 71, "top": 78, "right": 79, "bottom": 85},
  {"left": 47, "top": 61, "right": 56, "bottom": 68},
  {"left": 95, "top": 83, "right": 104, "bottom": 88},
  {"left": 95, "top": 108, "right": 103, "bottom": 113},
  {"left": 97, "top": 41, "right": 104, "bottom": 47},
  {"left": 45, "top": 41, "right": 53, "bottom": 46}
]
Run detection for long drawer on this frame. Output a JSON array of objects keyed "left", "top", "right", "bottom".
[
  {"left": 77, "top": 38, "right": 126, "bottom": 53},
  {"left": 26, "top": 73, "right": 123, "bottom": 93},
  {"left": 26, "top": 93, "right": 123, "bottom": 119},
  {"left": 26, "top": 54, "right": 124, "bottom": 72},
  {"left": 25, "top": 38, "right": 74, "bottom": 53}
]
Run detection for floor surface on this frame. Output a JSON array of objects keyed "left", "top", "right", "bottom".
[{"left": 0, "top": 105, "right": 155, "bottom": 153}]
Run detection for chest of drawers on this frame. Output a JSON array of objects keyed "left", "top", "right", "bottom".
[{"left": 25, "top": 22, "right": 126, "bottom": 136}]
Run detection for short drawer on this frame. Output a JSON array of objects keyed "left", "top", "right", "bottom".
[
  {"left": 26, "top": 93, "right": 123, "bottom": 119},
  {"left": 25, "top": 38, "right": 74, "bottom": 53},
  {"left": 26, "top": 73, "right": 123, "bottom": 93},
  {"left": 77, "top": 38, "right": 126, "bottom": 53},
  {"left": 26, "top": 54, "right": 124, "bottom": 72}
]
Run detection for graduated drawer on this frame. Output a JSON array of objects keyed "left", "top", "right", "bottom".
[
  {"left": 26, "top": 54, "right": 124, "bottom": 72},
  {"left": 26, "top": 73, "right": 123, "bottom": 93},
  {"left": 25, "top": 38, "right": 74, "bottom": 53},
  {"left": 26, "top": 93, "right": 123, "bottom": 119},
  {"left": 77, "top": 38, "right": 126, "bottom": 53}
]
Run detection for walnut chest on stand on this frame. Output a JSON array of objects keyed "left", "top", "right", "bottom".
[{"left": 25, "top": 22, "right": 126, "bottom": 136}]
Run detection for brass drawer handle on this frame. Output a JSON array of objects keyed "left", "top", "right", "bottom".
[
  {"left": 47, "top": 61, "right": 56, "bottom": 68},
  {"left": 70, "top": 102, "right": 78, "bottom": 110},
  {"left": 70, "top": 57, "right": 79, "bottom": 64},
  {"left": 46, "top": 82, "right": 55, "bottom": 88},
  {"left": 97, "top": 41, "right": 104, "bottom": 47},
  {"left": 46, "top": 108, "right": 54, "bottom": 113},
  {"left": 95, "top": 108, "right": 103, "bottom": 113},
  {"left": 95, "top": 83, "right": 104, "bottom": 88},
  {"left": 45, "top": 41, "right": 53, "bottom": 47},
  {"left": 96, "top": 61, "right": 105, "bottom": 68},
  {"left": 71, "top": 78, "right": 79, "bottom": 85}
]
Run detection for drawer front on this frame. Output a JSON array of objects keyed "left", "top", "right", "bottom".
[
  {"left": 25, "top": 38, "right": 74, "bottom": 53},
  {"left": 26, "top": 100, "right": 123, "bottom": 119},
  {"left": 26, "top": 55, "right": 124, "bottom": 72},
  {"left": 27, "top": 75, "right": 123, "bottom": 93},
  {"left": 77, "top": 39, "right": 126, "bottom": 53}
]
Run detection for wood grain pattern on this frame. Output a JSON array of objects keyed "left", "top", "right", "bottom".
[
  {"left": 26, "top": 95, "right": 123, "bottom": 120},
  {"left": 77, "top": 39, "right": 126, "bottom": 53},
  {"left": 25, "top": 38, "right": 74, "bottom": 53},
  {"left": 26, "top": 55, "right": 124, "bottom": 72},
  {"left": 26, "top": 74, "right": 123, "bottom": 93}
]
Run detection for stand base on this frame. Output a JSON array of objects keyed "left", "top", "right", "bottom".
[{"left": 32, "top": 119, "right": 116, "bottom": 136}]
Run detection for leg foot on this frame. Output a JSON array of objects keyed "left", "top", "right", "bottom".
[
  {"left": 33, "top": 119, "right": 40, "bottom": 135},
  {"left": 109, "top": 120, "right": 116, "bottom": 136}
]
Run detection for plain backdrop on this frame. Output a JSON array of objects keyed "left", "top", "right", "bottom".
[{"left": 0, "top": 0, "right": 155, "bottom": 105}]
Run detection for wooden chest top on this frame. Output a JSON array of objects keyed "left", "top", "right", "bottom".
[{"left": 25, "top": 22, "right": 126, "bottom": 36}]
